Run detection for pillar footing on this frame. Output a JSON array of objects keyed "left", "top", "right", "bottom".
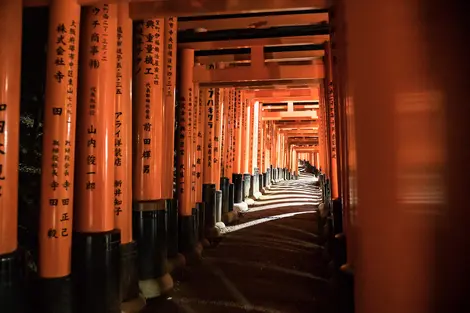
[
  {"left": 244, "top": 198, "right": 255, "bottom": 206},
  {"left": 234, "top": 201, "right": 249, "bottom": 213},
  {"left": 138, "top": 272, "right": 174, "bottom": 299}
]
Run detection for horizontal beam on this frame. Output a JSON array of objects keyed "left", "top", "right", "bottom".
[
  {"left": 195, "top": 50, "right": 324, "bottom": 64},
  {"left": 25, "top": 0, "right": 328, "bottom": 14},
  {"left": 276, "top": 122, "right": 318, "bottom": 128},
  {"left": 179, "top": 12, "right": 328, "bottom": 31},
  {"left": 130, "top": 0, "right": 328, "bottom": 19},
  {"left": 24, "top": 0, "right": 145, "bottom": 7},
  {"left": 264, "top": 104, "right": 319, "bottom": 110},
  {"left": 179, "top": 35, "right": 329, "bottom": 50},
  {"left": 194, "top": 63, "right": 324, "bottom": 83},
  {"left": 262, "top": 111, "right": 318, "bottom": 120},
  {"left": 246, "top": 88, "right": 317, "bottom": 98}
]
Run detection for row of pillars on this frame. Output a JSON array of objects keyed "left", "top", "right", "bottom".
[{"left": 0, "top": 1, "right": 301, "bottom": 312}]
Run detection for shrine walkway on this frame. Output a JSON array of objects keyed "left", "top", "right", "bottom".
[{"left": 142, "top": 171, "right": 332, "bottom": 313}]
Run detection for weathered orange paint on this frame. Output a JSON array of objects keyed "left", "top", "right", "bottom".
[
  {"left": 75, "top": 4, "right": 117, "bottom": 233},
  {"left": 0, "top": 0, "right": 21, "bottom": 256},
  {"left": 177, "top": 49, "right": 194, "bottom": 216},
  {"left": 162, "top": 17, "right": 177, "bottom": 199},
  {"left": 114, "top": 3, "right": 133, "bottom": 244},
  {"left": 133, "top": 18, "right": 165, "bottom": 202}
]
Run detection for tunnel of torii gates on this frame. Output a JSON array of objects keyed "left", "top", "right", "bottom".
[
  {"left": 0, "top": 2, "right": 334, "bottom": 311},
  {"left": 2, "top": 1, "right": 467, "bottom": 313}
]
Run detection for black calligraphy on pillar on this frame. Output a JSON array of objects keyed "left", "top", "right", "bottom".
[
  {"left": 54, "top": 23, "right": 68, "bottom": 83},
  {"left": 116, "top": 26, "right": 123, "bottom": 94},
  {"left": 196, "top": 89, "right": 202, "bottom": 182},
  {"left": 143, "top": 83, "right": 152, "bottom": 174},
  {"left": 178, "top": 86, "right": 190, "bottom": 195},
  {"left": 101, "top": 4, "right": 110, "bottom": 62},
  {"left": 213, "top": 89, "right": 220, "bottom": 165},
  {"left": 134, "top": 21, "right": 144, "bottom": 75},
  {"left": 0, "top": 104, "right": 6, "bottom": 196},
  {"left": 88, "top": 5, "right": 105, "bottom": 68},
  {"left": 206, "top": 88, "right": 214, "bottom": 169},
  {"left": 165, "top": 17, "right": 176, "bottom": 96},
  {"left": 328, "top": 82, "right": 336, "bottom": 158},
  {"left": 153, "top": 19, "right": 161, "bottom": 85},
  {"left": 86, "top": 124, "right": 97, "bottom": 190},
  {"left": 114, "top": 179, "right": 123, "bottom": 215},
  {"left": 65, "top": 20, "right": 77, "bottom": 119},
  {"left": 191, "top": 89, "right": 197, "bottom": 192}
]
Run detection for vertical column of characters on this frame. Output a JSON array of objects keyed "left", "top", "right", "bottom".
[
  {"left": 163, "top": 17, "right": 177, "bottom": 199},
  {"left": 195, "top": 84, "right": 203, "bottom": 203},
  {"left": 223, "top": 89, "right": 231, "bottom": 179},
  {"left": 228, "top": 89, "right": 235, "bottom": 181},
  {"left": 203, "top": 87, "right": 215, "bottom": 184},
  {"left": 220, "top": 89, "right": 228, "bottom": 178},
  {"left": 240, "top": 94, "right": 248, "bottom": 174},
  {"left": 39, "top": 0, "right": 79, "bottom": 279},
  {"left": 230, "top": 90, "right": 237, "bottom": 175},
  {"left": 177, "top": 50, "right": 194, "bottom": 217},
  {"left": 212, "top": 88, "right": 222, "bottom": 189},
  {"left": 190, "top": 84, "right": 197, "bottom": 207},
  {"left": 114, "top": 3, "right": 133, "bottom": 244},
  {"left": 258, "top": 104, "right": 264, "bottom": 172}
]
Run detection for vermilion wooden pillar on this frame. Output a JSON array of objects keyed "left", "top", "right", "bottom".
[
  {"left": 342, "top": 0, "right": 470, "bottom": 312},
  {"left": 132, "top": 18, "right": 172, "bottom": 299},
  {"left": 73, "top": 4, "right": 120, "bottom": 311},
  {"left": 115, "top": 4, "right": 139, "bottom": 302},
  {"left": 325, "top": 41, "right": 339, "bottom": 199},
  {"left": 0, "top": 1, "right": 22, "bottom": 311},
  {"left": 177, "top": 49, "right": 197, "bottom": 256}
]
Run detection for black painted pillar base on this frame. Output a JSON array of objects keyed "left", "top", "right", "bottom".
[
  {"left": 167, "top": 199, "right": 179, "bottom": 258},
  {"left": 196, "top": 202, "right": 206, "bottom": 243},
  {"left": 72, "top": 229, "right": 121, "bottom": 313},
  {"left": 232, "top": 173, "right": 243, "bottom": 203},
  {"left": 202, "top": 184, "right": 216, "bottom": 229},
  {"left": 228, "top": 183, "right": 234, "bottom": 212},
  {"left": 332, "top": 198, "right": 343, "bottom": 235},
  {"left": 215, "top": 190, "right": 223, "bottom": 222},
  {"left": 179, "top": 214, "right": 198, "bottom": 261},
  {"left": 132, "top": 201, "right": 168, "bottom": 280},
  {"left": 120, "top": 241, "right": 139, "bottom": 302},
  {"left": 220, "top": 177, "right": 230, "bottom": 214},
  {"left": 36, "top": 276, "right": 71, "bottom": 313},
  {"left": 243, "top": 174, "right": 251, "bottom": 200},
  {"left": 0, "top": 250, "right": 24, "bottom": 313},
  {"left": 262, "top": 172, "right": 267, "bottom": 189}
]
